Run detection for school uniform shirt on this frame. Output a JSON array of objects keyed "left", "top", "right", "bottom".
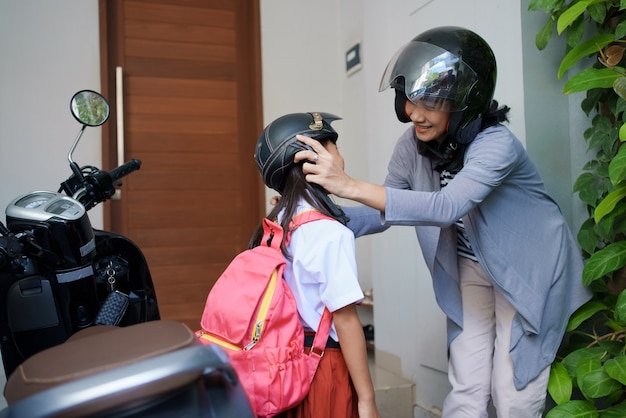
[
  {"left": 280, "top": 203, "right": 364, "bottom": 342},
  {"left": 344, "top": 124, "right": 592, "bottom": 390}
]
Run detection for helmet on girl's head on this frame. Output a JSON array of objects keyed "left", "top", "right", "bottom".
[
  {"left": 254, "top": 112, "right": 341, "bottom": 193},
  {"left": 379, "top": 26, "right": 497, "bottom": 143}
]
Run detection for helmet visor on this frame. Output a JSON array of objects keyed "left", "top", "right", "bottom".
[{"left": 379, "top": 41, "right": 478, "bottom": 112}]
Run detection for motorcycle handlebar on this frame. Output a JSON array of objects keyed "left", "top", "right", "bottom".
[
  {"left": 109, "top": 159, "right": 142, "bottom": 184},
  {"left": 62, "top": 159, "right": 142, "bottom": 211}
]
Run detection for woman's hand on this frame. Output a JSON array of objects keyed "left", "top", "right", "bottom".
[
  {"left": 295, "top": 134, "right": 387, "bottom": 211},
  {"left": 294, "top": 134, "right": 354, "bottom": 198}
]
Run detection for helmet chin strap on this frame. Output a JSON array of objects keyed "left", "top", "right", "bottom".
[
  {"left": 431, "top": 112, "right": 482, "bottom": 171},
  {"left": 414, "top": 130, "right": 465, "bottom": 173},
  {"left": 448, "top": 112, "right": 483, "bottom": 145},
  {"left": 312, "top": 185, "right": 350, "bottom": 225}
]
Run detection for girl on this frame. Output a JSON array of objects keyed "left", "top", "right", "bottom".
[{"left": 252, "top": 112, "right": 380, "bottom": 418}]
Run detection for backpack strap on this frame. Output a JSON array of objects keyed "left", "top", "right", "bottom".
[
  {"left": 260, "top": 208, "right": 329, "bottom": 250},
  {"left": 288, "top": 210, "right": 336, "bottom": 360},
  {"left": 260, "top": 217, "right": 284, "bottom": 250},
  {"left": 309, "top": 308, "right": 333, "bottom": 358},
  {"left": 289, "top": 210, "right": 335, "bottom": 234}
]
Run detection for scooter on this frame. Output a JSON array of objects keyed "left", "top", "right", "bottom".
[
  {"left": 0, "top": 91, "right": 254, "bottom": 417},
  {"left": 0, "top": 90, "right": 160, "bottom": 378}
]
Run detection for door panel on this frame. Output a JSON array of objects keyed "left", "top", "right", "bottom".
[{"left": 99, "top": 0, "right": 264, "bottom": 328}]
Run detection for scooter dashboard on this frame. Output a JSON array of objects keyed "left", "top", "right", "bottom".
[{"left": 7, "top": 192, "right": 86, "bottom": 222}]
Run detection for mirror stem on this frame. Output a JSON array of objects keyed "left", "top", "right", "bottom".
[{"left": 68, "top": 125, "right": 86, "bottom": 179}]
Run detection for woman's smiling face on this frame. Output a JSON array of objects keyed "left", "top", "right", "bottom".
[{"left": 404, "top": 99, "right": 452, "bottom": 144}]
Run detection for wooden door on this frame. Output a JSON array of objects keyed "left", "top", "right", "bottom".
[{"left": 98, "top": 0, "right": 264, "bottom": 329}]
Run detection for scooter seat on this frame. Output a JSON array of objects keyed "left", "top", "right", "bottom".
[{"left": 1, "top": 320, "right": 253, "bottom": 417}]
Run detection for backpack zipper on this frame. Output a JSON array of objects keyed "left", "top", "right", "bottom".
[
  {"left": 198, "top": 267, "right": 279, "bottom": 352},
  {"left": 243, "top": 268, "right": 278, "bottom": 350}
]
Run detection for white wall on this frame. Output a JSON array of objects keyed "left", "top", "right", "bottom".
[{"left": 0, "top": 0, "right": 103, "bottom": 229}]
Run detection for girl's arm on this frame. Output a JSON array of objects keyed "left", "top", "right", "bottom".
[{"left": 333, "top": 304, "right": 381, "bottom": 418}]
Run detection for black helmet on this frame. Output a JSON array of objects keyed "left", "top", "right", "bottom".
[
  {"left": 379, "top": 26, "right": 497, "bottom": 143},
  {"left": 254, "top": 112, "right": 341, "bottom": 193}
]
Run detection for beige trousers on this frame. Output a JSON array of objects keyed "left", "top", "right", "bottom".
[{"left": 442, "top": 257, "right": 550, "bottom": 418}]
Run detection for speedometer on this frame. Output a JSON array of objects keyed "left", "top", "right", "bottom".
[{"left": 24, "top": 199, "right": 48, "bottom": 209}]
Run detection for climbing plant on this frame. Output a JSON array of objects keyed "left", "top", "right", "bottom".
[{"left": 531, "top": 0, "right": 626, "bottom": 416}]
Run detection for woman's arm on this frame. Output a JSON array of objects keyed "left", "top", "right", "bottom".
[
  {"left": 344, "top": 205, "right": 390, "bottom": 237},
  {"left": 333, "top": 304, "right": 380, "bottom": 418},
  {"left": 298, "top": 127, "right": 523, "bottom": 226}
]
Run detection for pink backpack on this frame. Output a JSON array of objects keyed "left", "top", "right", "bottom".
[{"left": 196, "top": 211, "right": 334, "bottom": 417}]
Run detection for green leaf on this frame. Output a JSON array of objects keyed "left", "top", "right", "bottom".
[
  {"left": 558, "top": 34, "right": 614, "bottom": 79},
  {"left": 578, "top": 217, "right": 601, "bottom": 254},
  {"left": 605, "top": 317, "right": 625, "bottom": 332},
  {"left": 577, "top": 357, "right": 603, "bottom": 391},
  {"left": 566, "top": 15, "right": 586, "bottom": 48},
  {"left": 601, "top": 401, "right": 626, "bottom": 418},
  {"left": 596, "top": 339, "right": 623, "bottom": 356},
  {"left": 537, "top": 18, "right": 556, "bottom": 50},
  {"left": 614, "top": 77, "right": 626, "bottom": 101},
  {"left": 564, "top": 348, "right": 607, "bottom": 377},
  {"left": 583, "top": 88, "right": 604, "bottom": 115},
  {"left": 594, "top": 185, "right": 626, "bottom": 222},
  {"left": 574, "top": 172, "right": 600, "bottom": 206},
  {"left": 615, "top": 289, "right": 626, "bottom": 322},
  {"left": 545, "top": 400, "right": 597, "bottom": 418},
  {"left": 609, "top": 147, "right": 626, "bottom": 185},
  {"left": 619, "top": 123, "right": 626, "bottom": 142},
  {"left": 617, "top": 20, "right": 626, "bottom": 40},
  {"left": 577, "top": 357, "right": 603, "bottom": 374},
  {"left": 564, "top": 68, "right": 622, "bottom": 94},
  {"left": 567, "top": 300, "right": 609, "bottom": 331},
  {"left": 616, "top": 98, "right": 626, "bottom": 119},
  {"left": 595, "top": 215, "right": 615, "bottom": 241},
  {"left": 587, "top": 1, "right": 607, "bottom": 24},
  {"left": 549, "top": 362, "right": 573, "bottom": 405},
  {"left": 578, "top": 223, "right": 599, "bottom": 255},
  {"left": 557, "top": 0, "right": 607, "bottom": 35},
  {"left": 583, "top": 241, "right": 626, "bottom": 285},
  {"left": 528, "top": 0, "right": 562, "bottom": 13},
  {"left": 580, "top": 368, "right": 622, "bottom": 398},
  {"left": 605, "top": 355, "right": 626, "bottom": 386}
]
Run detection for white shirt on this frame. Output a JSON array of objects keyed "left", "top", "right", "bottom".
[{"left": 281, "top": 203, "right": 364, "bottom": 341}]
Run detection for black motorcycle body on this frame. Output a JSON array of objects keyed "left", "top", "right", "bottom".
[{"left": 0, "top": 90, "right": 160, "bottom": 377}]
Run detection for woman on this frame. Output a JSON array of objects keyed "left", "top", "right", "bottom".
[{"left": 294, "top": 27, "right": 592, "bottom": 418}]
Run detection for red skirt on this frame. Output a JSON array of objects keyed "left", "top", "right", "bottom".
[{"left": 275, "top": 347, "right": 359, "bottom": 418}]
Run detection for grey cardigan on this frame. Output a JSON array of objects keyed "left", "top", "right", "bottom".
[{"left": 345, "top": 124, "right": 592, "bottom": 389}]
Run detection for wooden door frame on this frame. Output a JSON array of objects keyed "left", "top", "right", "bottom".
[{"left": 97, "top": 0, "right": 265, "bottom": 234}]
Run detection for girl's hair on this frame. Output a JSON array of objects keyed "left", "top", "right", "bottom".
[{"left": 248, "top": 139, "right": 338, "bottom": 257}]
